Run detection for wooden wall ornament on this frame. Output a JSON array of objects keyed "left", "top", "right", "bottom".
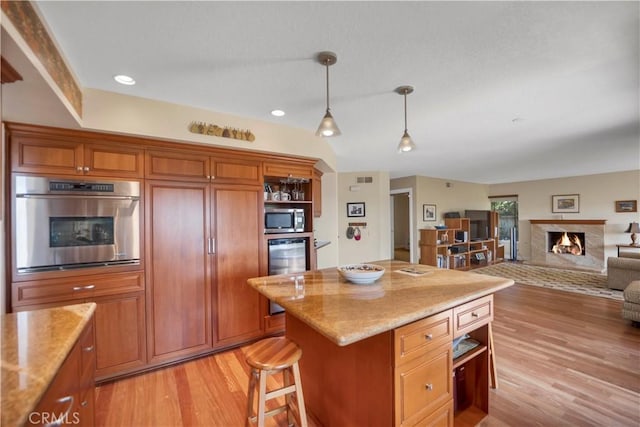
[
  {"left": 189, "top": 121, "right": 255, "bottom": 142},
  {"left": 1, "top": 56, "right": 23, "bottom": 84}
]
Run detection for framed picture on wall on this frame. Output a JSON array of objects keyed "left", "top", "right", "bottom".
[
  {"left": 615, "top": 200, "right": 638, "bottom": 213},
  {"left": 347, "top": 202, "right": 365, "bottom": 217},
  {"left": 423, "top": 204, "right": 436, "bottom": 221},
  {"left": 552, "top": 194, "right": 580, "bottom": 213}
]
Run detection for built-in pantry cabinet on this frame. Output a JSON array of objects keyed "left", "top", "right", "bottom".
[{"left": 4, "top": 122, "right": 319, "bottom": 381}]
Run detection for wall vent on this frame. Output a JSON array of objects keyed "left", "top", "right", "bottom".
[{"left": 356, "top": 176, "right": 373, "bottom": 184}]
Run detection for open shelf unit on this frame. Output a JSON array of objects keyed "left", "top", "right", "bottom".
[{"left": 419, "top": 216, "right": 503, "bottom": 270}]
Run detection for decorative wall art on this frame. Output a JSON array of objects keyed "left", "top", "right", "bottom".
[
  {"left": 552, "top": 194, "right": 580, "bottom": 213},
  {"left": 347, "top": 202, "right": 366, "bottom": 218},
  {"left": 615, "top": 200, "right": 638, "bottom": 213},
  {"left": 423, "top": 204, "right": 436, "bottom": 221},
  {"left": 189, "top": 121, "right": 255, "bottom": 142}
]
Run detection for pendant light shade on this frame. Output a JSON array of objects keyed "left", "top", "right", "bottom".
[
  {"left": 316, "top": 51, "right": 341, "bottom": 137},
  {"left": 395, "top": 85, "right": 416, "bottom": 153}
]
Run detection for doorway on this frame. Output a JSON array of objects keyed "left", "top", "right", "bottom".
[
  {"left": 390, "top": 189, "right": 413, "bottom": 263},
  {"left": 490, "top": 196, "right": 519, "bottom": 261}
]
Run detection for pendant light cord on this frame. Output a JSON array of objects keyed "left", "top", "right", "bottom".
[
  {"left": 325, "top": 61, "right": 330, "bottom": 111},
  {"left": 404, "top": 92, "right": 408, "bottom": 133}
]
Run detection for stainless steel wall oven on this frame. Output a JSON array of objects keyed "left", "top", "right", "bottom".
[{"left": 13, "top": 175, "right": 141, "bottom": 272}]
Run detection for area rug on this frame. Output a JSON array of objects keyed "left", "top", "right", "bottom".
[{"left": 472, "top": 262, "right": 623, "bottom": 301}]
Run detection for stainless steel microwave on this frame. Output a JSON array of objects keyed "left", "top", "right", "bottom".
[{"left": 264, "top": 208, "right": 305, "bottom": 234}]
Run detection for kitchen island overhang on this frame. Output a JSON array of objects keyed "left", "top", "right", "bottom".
[{"left": 247, "top": 260, "right": 514, "bottom": 346}]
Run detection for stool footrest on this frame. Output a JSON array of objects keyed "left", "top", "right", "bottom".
[{"left": 265, "top": 384, "right": 297, "bottom": 400}]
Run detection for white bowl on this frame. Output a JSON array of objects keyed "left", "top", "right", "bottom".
[{"left": 337, "top": 264, "right": 385, "bottom": 285}]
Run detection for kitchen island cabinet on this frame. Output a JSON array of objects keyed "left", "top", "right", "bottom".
[
  {"left": 1, "top": 303, "right": 96, "bottom": 427},
  {"left": 247, "top": 260, "right": 513, "bottom": 426}
]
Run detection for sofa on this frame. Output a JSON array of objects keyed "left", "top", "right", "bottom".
[
  {"left": 607, "top": 252, "right": 640, "bottom": 290},
  {"left": 622, "top": 280, "right": 640, "bottom": 326}
]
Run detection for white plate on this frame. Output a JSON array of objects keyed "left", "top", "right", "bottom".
[{"left": 337, "top": 264, "right": 385, "bottom": 284}]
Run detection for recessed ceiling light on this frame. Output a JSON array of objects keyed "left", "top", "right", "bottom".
[
  {"left": 114, "top": 75, "right": 136, "bottom": 85},
  {"left": 512, "top": 117, "right": 525, "bottom": 123},
  {"left": 271, "top": 110, "right": 285, "bottom": 117}
]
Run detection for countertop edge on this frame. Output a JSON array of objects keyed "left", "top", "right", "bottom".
[
  {"left": 292, "top": 279, "right": 514, "bottom": 346},
  {"left": 1, "top": 302, "right": 96, "bottom": 427}
]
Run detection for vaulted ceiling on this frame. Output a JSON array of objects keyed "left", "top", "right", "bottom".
[{"left": 4, "top": 1, "right": 639, "bottom": 183}]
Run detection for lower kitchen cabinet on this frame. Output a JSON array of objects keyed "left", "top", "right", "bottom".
[
  {"left": 93, "top": 292, "right": 147, "bottom": 380},
  {"left": 12, "top": 271, "right": 147, "bottom": 382},
  {"left": 28, "top": 320, "right": 95, "bottom": 426}
]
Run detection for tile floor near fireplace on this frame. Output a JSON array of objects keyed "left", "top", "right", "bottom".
[{"left": 530, "top": 219, "right": 606, "bottom": 272}]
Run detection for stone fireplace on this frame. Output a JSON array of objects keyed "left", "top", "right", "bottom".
[{"left": 530, "top": 220, "right": 606, "bottom": 272}]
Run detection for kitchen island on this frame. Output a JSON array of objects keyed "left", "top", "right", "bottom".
[
  {"left": 1, "top": 303, "right": 96, "bottom": 427},
  {"left": 247, "top": 260, "right": 514, "bottom": 427}
]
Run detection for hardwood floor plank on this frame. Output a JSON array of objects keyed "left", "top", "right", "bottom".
[{"left": 95, "top": 284, "right": 639, "bottom": 426}]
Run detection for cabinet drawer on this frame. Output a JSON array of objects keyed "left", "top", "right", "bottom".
[
  {"left": 395, "top": 310, "right": 452, "bottom": 366},
  {"left": 453, "top": 295, "right": 493, "bottom": 338},
  {"left": 13, "top": 272, "right": 144, "bottom": 307},
  {"left": 414, "top": 400, "right": 453, "bottom": 427},
  {"left": 394, "top": 344, "right": 453, "bottom": 427}
]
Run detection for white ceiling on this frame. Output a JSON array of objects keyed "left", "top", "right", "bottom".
[{"left": 13, "top": 1, "right": 640, "bottom": 183}]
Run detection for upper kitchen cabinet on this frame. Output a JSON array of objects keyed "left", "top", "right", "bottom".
[
  {"left": 263, "top": 161, "right": 313, "bottom": 180},
  {"left": 6, "top": 122, "right": 144, "bottom": 178},
  {"left": 146, "top": 149, "right": 262, "bottom": 185},
  {"left": 313, "top": 168, "right": 323, "bottom": 217}
]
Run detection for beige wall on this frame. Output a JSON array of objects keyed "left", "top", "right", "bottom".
[
  {"left": 338, "top": 172, "right": 391, "bottom": 265},
  {"left": 313, "top": 172, "right": 339, "bottom": 268},
  {"left": 488, "top": 170, "right": 640, "bottom": 261},
  {"left": 83, "top": 89, "right": 338, "bottom": 173}
]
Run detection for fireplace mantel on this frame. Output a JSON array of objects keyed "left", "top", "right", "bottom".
[{"left": 530, "top": 219, "right": 606, "bottom": 225}]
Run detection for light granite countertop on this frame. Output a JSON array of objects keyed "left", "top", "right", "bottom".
[
  {"left": 247, "top": 260, "right": 514, "bottom": 346},
  {"left": 1, "top": 303, "right": 96, "bottom": 427}
]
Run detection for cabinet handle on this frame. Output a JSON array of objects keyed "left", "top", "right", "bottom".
[
  {"left": 471, "top": 312, "right": 479, "bottom": 318},
  {"left": 72, "top": 284, "right": 95, "bottom": 291},
  {"left": 83, "top": 166, "right": 90, "bottom": 172},
  {"left": 44, "top": 395, "right": 74, "bottom": 427},
  {"left": 424, "top": 333, "right": 433, "bottom": 340},
  {"left": 208, "top": 238, "right": 216, "bottom": 254},
  {"left": 76, "top": 166, "right": 83, "bottom": 172},
  {"left": 425, "top": 384, "right": 433, "bottom": 391},
  {"left": 83, "top": 345, "right": 95, "bottom": 352},
  {"left": 211, "top": 175, "right": 215, "bottom": 180},
  {"left": 81, "top": 400, "right": 89, "bottom": 407}
]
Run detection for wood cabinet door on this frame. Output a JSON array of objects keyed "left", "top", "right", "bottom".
[
  {"left": 83, "top": 143, "right": 144, "bottom": 178},
  {"left": 145, "top": 150, "right": 211, "bottom": 182},
  {"left": 212, "top": 183, "right": 263, "bottom": 346},
  {"left": 146, "top": 181, "right": 213, "bottom": 363},
  {"left": 11, "top": 134, "right": 83, "bottom": 175},
  {"left": 312, "top": 168, "right": 323, "bottom": 217},
  {"left": 263, "top": 161, "right": 313, "bottom": 179},
  {"left": 211, "top": 157, "right": 262, "bottom": 185},
  {"left": 93, "top": 292, "right": 147, "bottom": 380}
]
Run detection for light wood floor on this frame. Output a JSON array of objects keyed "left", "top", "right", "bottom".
[{"left": 95, "top": 284, "right": 640, "bottom": 426}]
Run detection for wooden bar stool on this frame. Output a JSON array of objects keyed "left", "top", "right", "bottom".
[{"left": 245, "top": 337, "right": 308, "bottom": 427}]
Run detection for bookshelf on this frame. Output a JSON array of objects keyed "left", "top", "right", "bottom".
[{"left": 419, "top": 217, "right": 502, "bottom": 270}]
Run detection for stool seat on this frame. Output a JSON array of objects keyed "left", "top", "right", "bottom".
[
  {"left": 245, "top": 337, "right": 302, "bottom": 371},
  {"left": 245, "top": 337, "right": 307, "bottom": 427}
]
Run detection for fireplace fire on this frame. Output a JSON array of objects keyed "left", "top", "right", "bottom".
[{"left": 549, "top": 232, "right": 585, "bottom": 256}]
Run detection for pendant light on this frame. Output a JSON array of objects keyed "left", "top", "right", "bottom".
[
  {"left": 395, "top": 85, "right": 416, "bottom": 152},
  {"left": 316, "top": 51, "right": 341, "bottom": 137}
]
